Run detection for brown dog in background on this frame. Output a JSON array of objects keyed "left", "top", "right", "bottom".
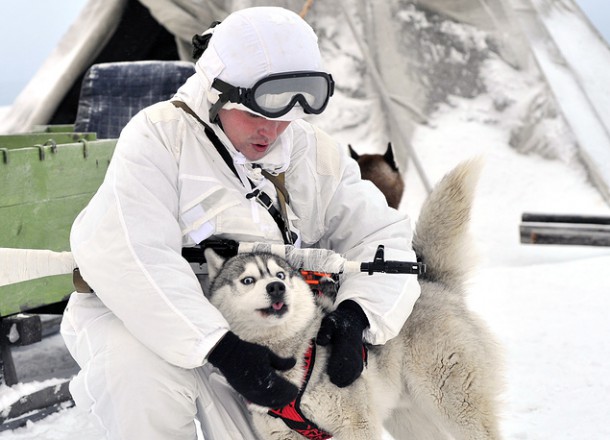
[{"left": 349, "top": 142, "right": 404, "bottom": 209}]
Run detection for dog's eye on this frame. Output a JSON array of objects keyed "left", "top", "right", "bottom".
[
  {"left": 276, "top": 272, "right": 285, "bottom": 280},
  {"left": 241, "top": 277, "right": 255, "bottom": 285}
]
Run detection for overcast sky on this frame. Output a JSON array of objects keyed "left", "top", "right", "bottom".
[
  {"left": 0, "top": 0, "right": 608, "bottom": 106},
  {"left": 576, "top": 0, "right": 609, "bottom": 41},
  {"left": 0, "top": 0, "right": 87, "bottom": 105}
]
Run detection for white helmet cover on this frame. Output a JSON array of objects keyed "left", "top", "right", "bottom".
[{"left": 196, "top": 7, "right": 325, "bottom": 121}]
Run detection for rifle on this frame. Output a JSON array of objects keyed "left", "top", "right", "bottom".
[{"left": 183, "top": 240, "right": 425, "bottom": 276}]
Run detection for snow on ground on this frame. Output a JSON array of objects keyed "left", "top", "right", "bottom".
[{"left": 409, "top": 96, "right": 610, "bottom": 439}]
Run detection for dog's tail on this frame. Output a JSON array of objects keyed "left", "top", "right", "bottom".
[{"left": 412, "top": 158, "right": 483, "bottom": 287}]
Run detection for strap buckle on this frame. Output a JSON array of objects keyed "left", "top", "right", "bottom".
[{"left": 246, "top": 189, "right": 274, "bottom": 211}]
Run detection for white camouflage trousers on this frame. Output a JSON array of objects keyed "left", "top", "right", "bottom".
[{"left": 60, "top": 291, "right": 259, "bottom": 440}]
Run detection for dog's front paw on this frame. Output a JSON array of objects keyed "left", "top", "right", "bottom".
[{"left": 312, "top": 276, "right": 338, "bottom": 313}]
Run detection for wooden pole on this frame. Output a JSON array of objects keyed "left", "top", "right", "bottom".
[
  {"left": 522, "top": 212, "right": 610, "bottom": 225},
  {"left": 520, "top": 222, "right": 610, "bottom": 247},
  {"left": 299, "top": 0, "right": 314, "bottom": 18}
]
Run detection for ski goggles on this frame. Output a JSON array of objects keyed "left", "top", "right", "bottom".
[{"left": 209, "top": 71, "right": 334, "bottom": 122}]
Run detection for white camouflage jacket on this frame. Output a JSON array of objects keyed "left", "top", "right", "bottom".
[{"left": 70, "top": 68, "right": 421, "bottom": 369}]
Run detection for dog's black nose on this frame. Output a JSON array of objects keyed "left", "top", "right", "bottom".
[{"left": 266, "top": 281, "right": 286, "bottom": 300}]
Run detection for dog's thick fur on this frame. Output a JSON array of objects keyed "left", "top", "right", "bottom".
[{"left": 205, "top": 159, "right": 502, "bottom": 440}]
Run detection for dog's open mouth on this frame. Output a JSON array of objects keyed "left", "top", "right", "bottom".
[{"left": 257, "top": 301, "right": 288, "bottom": 317}]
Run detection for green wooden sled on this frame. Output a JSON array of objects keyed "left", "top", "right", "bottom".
[{"left": 0, "top": 137, "right": 116, "bottom": 317}]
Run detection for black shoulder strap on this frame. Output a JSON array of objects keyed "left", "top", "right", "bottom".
[
  {"left": 171, "top": 100, "right": 239, "bottom": 176},
  {"left": 171, "top": 100, "right": 295, "bottom": 245}
]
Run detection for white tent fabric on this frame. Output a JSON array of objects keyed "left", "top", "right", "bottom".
[
  {"left": 507, "top": 0, "right": 610, "bottom": 203},
  {"left": 0, "top": 0, "right": 127, "bottom": 134},
  {"left": 1, "top": 0, "right": 608, "bottom": 204}
]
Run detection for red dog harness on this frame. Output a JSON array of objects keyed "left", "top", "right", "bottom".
[
  {"left": 267, "top": 340, "right": 368, "bottom": 440},
  {"left": 267, "top": 341, "right": 333, "bottom": 439},
  {"left": 266, "top": 271, "right": 368, "bottom": 439}
]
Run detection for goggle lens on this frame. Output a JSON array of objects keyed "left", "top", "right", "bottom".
[{"left": 253, "top": 74, "right": 332, "bottom": 115}]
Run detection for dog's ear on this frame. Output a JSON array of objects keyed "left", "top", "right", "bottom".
[
  {"left": 204, "top": 248, "right": 225, "bottom": 280},
  {"left": 348, "top": 144, "right": 360, "bottom": 161},
  {"left": 384, "top": 142, "right": 400, "bottom": 172}
]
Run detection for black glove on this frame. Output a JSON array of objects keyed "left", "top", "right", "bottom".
[
  {"left": 208, "top": 331, "right": 299, "bottom": 408},
  {"left": 316, "top": 300, "right": 369, "bottom": 388}
]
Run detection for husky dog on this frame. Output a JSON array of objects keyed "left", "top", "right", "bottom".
[
  {"left": 205, "top": 159, "right": 502, "bottom": 440},
  {"left": 349, "top": 142, "right": 404, "bottom": 209}
]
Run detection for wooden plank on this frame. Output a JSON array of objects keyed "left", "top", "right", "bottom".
[
  {"left": 31, "top": 124, "right": 76, "bottom": 133},
  {"left": 0, "top": 399, "right": 74, "bottom": 431},
  {"left": 0, "top": 132, "right": 97, "bottom": 149},
  {"left": 0, "top": 140, "right": 115, "bottom": 207},
  {"left": 0, "top": 380, "right": 73, "bottom": 428},
  {"left": 0, "top": 276, "right": 72, "bottom": 317},
  {"left": 1, "top": 341, "right": 18, "bottom": 385},
  {"left": 0, "top": 195, "right": 92, "bottom": 316},
  {"left": 0, "top": 193, "right": 105, "bottom": 316},
  {"left": 0, "top": 140, "right": 116, "bottom": 316},
  {"left": 0, "top": 194, "right": 94, "bottom": 249}
]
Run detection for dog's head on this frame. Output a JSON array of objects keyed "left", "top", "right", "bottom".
[
  {"left": 205, "top": 249, "right": 320, "bottom": 342},
  {"left": 349, "top": 143, "right": 404, "bottom": 209}
]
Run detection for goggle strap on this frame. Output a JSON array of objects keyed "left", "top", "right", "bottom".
[
  {"left": 212, "top": 79, "right": 245, "bottom": 104},
  {"left": 210, "top": 78, "right": 249, "bottom": 122},
  {"left": 208, "top": 98, "right": 226, "bottom": 123}
]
